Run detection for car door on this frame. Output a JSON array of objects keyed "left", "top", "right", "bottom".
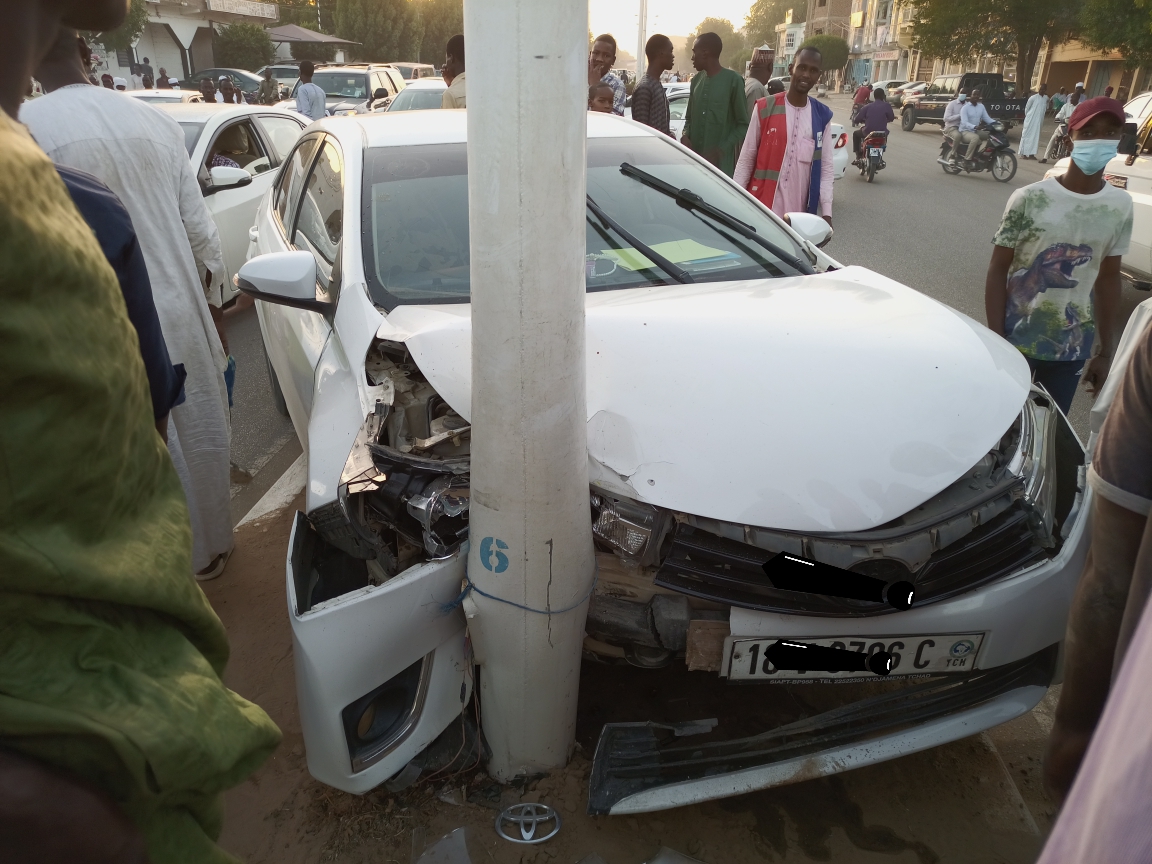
[
  {"left": 1115, "top": 115, "right": 1152, "bottom": 281},
  {"left": 258, "top": 134, "right": 341, "bottom": 439},
  {"left": 202, "top": 116, "right": 286, "bottom": 295},
  {"left": 668, "top": 94, "right": 688, "bottom": 138}
]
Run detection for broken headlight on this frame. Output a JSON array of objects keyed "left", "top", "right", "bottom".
[{"left": 590, "top": 492, "right": 671, "bottom": 566}]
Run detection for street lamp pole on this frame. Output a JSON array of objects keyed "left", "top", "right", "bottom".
[
  {"left": 464, "top": 0, "right": 596, "bottom": 780},
  {"left": 636, "top": 0, "right": 648, "bottom": 83}
]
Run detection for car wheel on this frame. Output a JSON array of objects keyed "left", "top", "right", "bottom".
[
  {"left": 264, "top": 343, "right": 289, "bottom": 417},
  {"left": 992, "top": 152, "right": 1017, "bottom": 183},
  {"left": 901, "top": 110, "right": 915, "bottom": 131}
]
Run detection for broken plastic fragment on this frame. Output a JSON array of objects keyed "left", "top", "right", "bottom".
[{"left": 415, "top": 827, "right": 472, "bottom": 864}]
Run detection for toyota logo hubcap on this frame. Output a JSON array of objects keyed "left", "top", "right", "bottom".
[{"left": 495, "top": 803, "right": 562, "bottom": 844}]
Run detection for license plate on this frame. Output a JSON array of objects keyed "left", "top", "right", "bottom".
[
  {"left": 869, "top": 147, "right": 883, "bottom": 155},
  {"left": 727, "top": 633, "right": 984, "bottom": 682},
  {"left": 1104, "top": 173, "right": 1128, "bottom": 189}
]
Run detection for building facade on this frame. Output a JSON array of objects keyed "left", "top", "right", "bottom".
[
  {"left": 804, "top": 0, "right": 853, "bottom": 88},
  {"left": 845, "top": 0, "right": 917, "bottom": 85},
  {"left": 773, "top": 18, "right": 808, "bottom": 78},
  {"left": 93, "top": 0, "right": 280, "bottom": 84},
  {"left": 1034, "top": 41, "right": 1150, "bottom": 102}
]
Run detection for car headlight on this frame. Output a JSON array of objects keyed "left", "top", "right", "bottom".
[
  {"left": 1008, "top": 391, "right": 1058, "bottom": 547},
  {"left": 590, "top": 491, "right": 670, "bottom": 566},
  {"left": 333, "top": 109, "right": 356, "bottom": 116}
]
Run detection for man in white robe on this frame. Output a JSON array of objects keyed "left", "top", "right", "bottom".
[
  {"left": 1019, "top": 83, "right": 1048, "bottom": 160},
  {"left": 22, "top": 31, "right": 234, "bottom": 579}
]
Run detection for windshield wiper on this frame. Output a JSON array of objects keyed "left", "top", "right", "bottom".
[
  {"left": 618, "top": 162, "right": 815, "bottom": 276},
  {"left": 586, "top": 195, "right": 693, "bottom": 284}
]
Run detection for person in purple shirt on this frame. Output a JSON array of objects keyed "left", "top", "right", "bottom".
[{"left": 851, "top": 87, "right": 894, "bottom": 165}]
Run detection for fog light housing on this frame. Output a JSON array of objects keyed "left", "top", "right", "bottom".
[
  {"left": 340, "top": 655, "right": 431, "bottom": 772},
  {"left": 590, "top": 492, "right": 670, "bottom": 566}
]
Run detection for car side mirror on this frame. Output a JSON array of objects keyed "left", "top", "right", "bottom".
[
  {"left": 206, "top": 165, "right": 252, "bottom": 194},
  {"left": 373, "top": 87, "right": 389, "bottom": 101},
  {"left": 785, "top": 212, "right": 833, "bottom": 249},
  {"left": 235, "top": 251, "right": 333, "bottom": 314},
  {"left": 1119, "top": 122, "right": 1139, "bottom": 156}
]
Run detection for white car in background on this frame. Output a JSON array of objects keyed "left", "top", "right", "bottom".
[
  {"left": 156, "top": 103, "right": 306, "bottom": 302},
  {"left": 238, "top": 111, "right": 1088, "bottom": 812},
  {"left": 1044, "top": 106, "right": 1151, "bottom": 290},
  {"left": 127, "top": 90, "right": 204, "bottom": 104},
  {"left": 384, "top": 77, "right": 447, "bottom": 112}
]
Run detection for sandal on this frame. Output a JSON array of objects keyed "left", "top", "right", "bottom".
[{"left": 195, "top": 549, "right": 233, "bottom": 582}]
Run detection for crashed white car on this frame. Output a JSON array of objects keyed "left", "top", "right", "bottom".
[{"left": 240, "top": 111, "right": 1089, "bottom": 812}]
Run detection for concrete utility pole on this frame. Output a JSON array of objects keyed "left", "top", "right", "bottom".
[
  {"left": 636, "top": 0, "right": 648, "bottom": 82},
  {"left": 464, "top": 0, "right": 596, "bottom": 780}
]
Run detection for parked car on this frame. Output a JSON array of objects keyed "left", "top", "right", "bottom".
[
  {"left": 1122, "top": 90, "right": 1152, "bottom": 130},
  {"left": 256, "top": 63, "right": 302, "bottom": 98},
  {"left": 238, "top": 110, "right": 1088, "bottom": 809},
  {"left": 127, "top": 90, "right": 203, "bottom": 104},
  {"left": 871, "top": 79, "right": 907, "bottom": 96},
  {"left": 902, "top": 73, "right": 1027, "bottom": 131},
  {"left": 287, "top": 63, "right": 406, "bottom": 115},
  {"left": 156, "top": 103, "right": 306, "bottom": 302},
  {"left": 182, "top": 67, "right": 263, "bottom": 100},
  {"left": 390, "top": 62, "right": 437, "bottom": 80},
  {"left": 888, "top": 81, "right": 924, "bottom": 106},
  {"left": 385, "top": 77, "right": 447, "bottom": 112},
  {"left": 1044, "top": 113, "right": 1151, "bottom": 290}
]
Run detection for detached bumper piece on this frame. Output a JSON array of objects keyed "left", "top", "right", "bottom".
[
  {"left": 587, "top": 644, "right": 1057, "bottom": 814},
  {"left": 654, "top": 507, "right": 1046, "bottom": 617}
]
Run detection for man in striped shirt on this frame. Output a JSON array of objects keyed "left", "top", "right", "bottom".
[{"left": 630, "top": 34, "right": 674, "bottom": 137}]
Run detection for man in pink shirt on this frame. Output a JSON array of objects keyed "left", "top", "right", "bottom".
[{"left": 734, "top": 45, "right": 835, "bottom": 225}]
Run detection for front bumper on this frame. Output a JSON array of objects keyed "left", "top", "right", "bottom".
[{"left": 586, "top": 487, "right": 1091, "bottom": 814}]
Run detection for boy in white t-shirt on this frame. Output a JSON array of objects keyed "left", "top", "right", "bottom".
[{"left": 984, "top": 96, "right": 1133, "bottom": 415}]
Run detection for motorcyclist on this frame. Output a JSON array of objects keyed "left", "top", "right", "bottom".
[
  {"left": 850, "top": 79, "right": 872, "bottom": 123},
  {"left": 852, "top": 88, "right": 894, "bottom": 165},
  {"left": 939, "top": 89, "right": 968, "bottom": 161},
  {"left": 1039, "top": 85, "right": 1082, "bottom": 164},
  {"left": 955, "top": 88, "right": 995, "bottom": 165}
]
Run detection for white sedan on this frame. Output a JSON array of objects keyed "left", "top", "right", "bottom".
[
  {"left": 384, "top": 77, "right": 447, "bottom": 112},
  {"left": 238, "top": 110, "right": 1088, "bottom": 810},
  {"left": 155, "top": 102, "right": 307, "bottom": 302}
]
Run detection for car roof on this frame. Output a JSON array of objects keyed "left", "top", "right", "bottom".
[
  {"left": 392, "top": 62, "right": 434, "bottom": 68},
  {"left": 321, "top": 109, "right": 662, "bottom": 151},
  {"left": 152, "top": 102, "right": 299, "bottom": 122},
  {"left": 403, "top": 77, "right": 446, "bottom": 90}
]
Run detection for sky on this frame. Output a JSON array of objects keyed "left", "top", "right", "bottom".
[{"left": 589, "top": 0, "right": 757, "bottom": 44}]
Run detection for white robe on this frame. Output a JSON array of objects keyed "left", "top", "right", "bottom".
[
  {"left": 1020, "top": 92, "right": 1048, "bottom": 157},
  {"left": 21, "top": 85, "right": 233, "bottom": 572}
]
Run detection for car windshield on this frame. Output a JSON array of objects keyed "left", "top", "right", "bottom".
[
  {"left": 178, "top": 121, "right": 205, "bottom": 155},
  {"left": 312, "top": 72, "right": 368, "bottom": 99},
  {"left": 361, "top": 136, "right": 810, "bottom": 308},
  {"left": 387, "top": 87, "right": 445, "bottom": 111}
]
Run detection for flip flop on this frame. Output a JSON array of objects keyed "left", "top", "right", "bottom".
[{"left": 195, "top": 548, "right": 233, "bottom": 582}]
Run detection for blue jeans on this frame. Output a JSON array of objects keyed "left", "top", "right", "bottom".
[{"left": 1027, "top": 357, "right": 1081, "bottom": 415}]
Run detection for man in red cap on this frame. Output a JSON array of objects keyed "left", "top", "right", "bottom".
[
  {"left": 984, "top": 96, "right": 1138, "bottom": 806},
  {"left": 984, "top": 96, "right": 1131, "bottom": 415}
]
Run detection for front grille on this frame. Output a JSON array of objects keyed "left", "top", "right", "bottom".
[{"left": 653, "top": 503, "right": 1046, "bottom": 617}]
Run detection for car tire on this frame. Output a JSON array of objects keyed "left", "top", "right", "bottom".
[
  {"left": 264, "top": 343, "right": 290, "bottom": 417},
  {"left": 901, "top": 110, "right": 915, "bottom": 131}
]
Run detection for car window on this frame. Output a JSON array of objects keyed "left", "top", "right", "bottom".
[
  {"left": 361, "top": 137, "right": 810, "bottom": 309},
  {"left": 312, "top": 71, "right": 368, "bottom": 99},
  {"left": 276, "top": 135, "right": 321, "bottom": 232},
  {"left": 1125, "top": 95, "right": 1151, "bottom": 122},
  {"left": 256, "top": 115, "right": 304, "bottom": 163},
  {"left": 386, "top": 69, "right": 405, "bottom": 92},
  {"left": 205, "top": 119, "right": 271, "bottom": 177},
  {"left": 668, "top": 95, "right": 688, "bottom": 121},
  {"left": 294, "top": 139, "right": 344, "bottom": 296},
  {"left": 178, "top": 121, "right": 206, "bottom": 156},
  {"left": 1139, "top": 115, "right": 1152, "bottom": 155},
  {"left": 387, "top": 86, "right": 445, "bottom": 111}
]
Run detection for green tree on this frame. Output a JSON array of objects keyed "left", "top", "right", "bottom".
[
  {"left": 745, "top": 0, "right": 806, "bottom": 48},
  {"left": 85, "top": 0, "right": 147, "bottom": 52},
  {"left": 418, "top": 0, "right": 463, "bottom": 64},
  {"left": 686, "top": 17, "right": 747, "bottom": 70},
  {"left": 1079, "top": 0, "right": 1152, "bottom": 67},
  {"left": 336, "top": 0, "right": 423, "bottom": 62},
  {"left": 907, "top": 0, "right": 1082, "bottom": 93},
  {"left": 291, "top": 41, "right": 338, "bottom": 63},
  {"left": 279, "top": 0, "right": 336, "bottom": 33},
  {"left": 798, "top": 34, "right": 850, "bottom": 74},
  {"left": 214, "top": 22, "right": 276, "bottom": 71}
]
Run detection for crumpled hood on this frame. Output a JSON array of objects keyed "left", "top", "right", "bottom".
[{"left": 381, "top": 266, "right": 1031, "bottom": 533}]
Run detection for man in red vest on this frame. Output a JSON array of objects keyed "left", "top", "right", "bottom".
[{"left": 734, "top": 45, "right": 835, "bottom": 226}]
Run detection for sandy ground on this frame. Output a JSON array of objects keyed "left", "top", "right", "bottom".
[{"left": 205, "top": 500, "right": 1057, "bottom": 864}]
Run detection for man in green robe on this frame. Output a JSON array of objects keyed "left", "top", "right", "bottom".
[
  {"left": 0, "top": 2, "right": 280, "bottom": 862},
  {"left": 681, "top": 32, "right": 750, "bottom": 177}
]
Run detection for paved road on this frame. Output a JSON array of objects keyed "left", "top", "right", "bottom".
[{"left": 224, "top": 96, "right": 1149, "bottom": 503}]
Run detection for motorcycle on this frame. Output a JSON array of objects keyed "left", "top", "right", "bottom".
[
  {"left": 855, "top": 129, "right": 889, "bottom": 182},
  {"left": 937, "top": 120, "right": 1017, "bottom": 183},
  {"left": 1040, "top": 122, "right": 1070, "bottom": 163}
]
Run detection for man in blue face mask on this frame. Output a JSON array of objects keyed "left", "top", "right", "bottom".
[{"left": 983, "top": 96, "right": 1132, "bottom": 415}]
